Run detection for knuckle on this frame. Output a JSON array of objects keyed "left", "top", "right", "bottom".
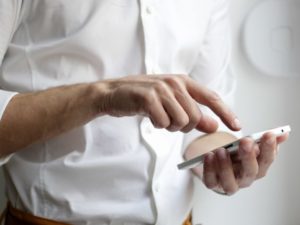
[
  {"left": 208, "top": 91, "right": 222, "bottom": 102},
  {"left": 164, "top": 76, "right": 184, "bottom": 88},
  {"left": 223, "top": 186, "right": 238, "bottom": 195},
  {"left": 144, "top": 89, "right": 157, "bottom": 105},
  {"left": 239, "top": 183, "right": 249, "bottom": 189},
  {"left": 191, "top": 113, "right": 202, "bottom": 126},
  {"left": 167, "top": 126, "right": 178, "bottom": 132},
  {"left": 204, "top": 179, "right": 218, "bottom": 189},
  {"left": 154, "top": 119, "right": 170, "bottom": 129},
  {"left": 260, "top": 157, "right": 274, "bottom": 166},
  {"left": 239, "top": 180, "right": 253, "bottom": 188},
  {"left": 219, "top": 167, "right": 231, "bottom": 177},
  {"left": 240, "top": 137, "right": 253, "bottom": 147},
  {"left": 177, "top": 74, "right": 188, "bottom": 81},
  {"left": 181, "top": 113, "right": 201, "bottom": 133},
  {"left": 262, "top": 133, "right": 274, "bottom": 142},
  {"left": 243, "top": 171, "right": 258, "bottom": 180},
  {"left": 153, "top": 80, "right": 169, "bottom": 93},
  {"left": 181, "top": 127, "right": 191, "bottom": 133},
  {"left": 257, "top": 171, "right": 267, "bottom": 179},
  {"left": 175, "top": 116, "right": 189, "bottom": 128},
  {"left": 205, "top": 182, "right": 218, "bottom": 190}
]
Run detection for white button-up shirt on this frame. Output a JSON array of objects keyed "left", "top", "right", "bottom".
[{"left": 0, "top": 0, "right": 235, "bottom": 225}]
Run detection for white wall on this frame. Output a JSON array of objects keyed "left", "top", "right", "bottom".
[
  {"left": 0, "top": 1, "right": 299, "bottom": 224},
  {"left": 193, "top": 0, "right": 300, "bottom": 225}
]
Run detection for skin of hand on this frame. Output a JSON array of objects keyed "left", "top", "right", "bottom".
[
  {"left": 98, "top": 74, "right": 241, "bottom": 133},
  {"left": 185, "top": 131, "right": 289, "bottom": 195},
  {"left": 0, "top": 74, "right": 241, "bottom": 156}
]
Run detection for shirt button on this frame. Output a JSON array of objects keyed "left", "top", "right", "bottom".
[
  {"left": 145, "top": 6, "right": 154, "bottom": 15},
  {"left": 145, "top": 126, "right": 152, "bottom": 134},
  {"left": 154, "top": 183, "right": 160, "bottom": 193},
  {"left": 150, "top": 68, "right": 156, "bottom": 74}
]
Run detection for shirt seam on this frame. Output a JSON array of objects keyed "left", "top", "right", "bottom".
[
  {"left": 23, "top": 16, "right": 48, "bottom": 217},
  {"left": 23, "top": 19, "right": 36, "bottom": 92},
  {"left": 9, "top": 0, "right": 23, "bottom": 42}
]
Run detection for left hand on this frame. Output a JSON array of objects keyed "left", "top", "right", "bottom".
[
  {"left": 200, "top": 132, "right": 289, "bottom": 195},
  {"left": 185, "top": 132, "right": 288, "bottom": 195}
]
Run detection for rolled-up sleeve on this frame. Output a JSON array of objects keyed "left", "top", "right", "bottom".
[
  {"left": 0, "top": 0, "right": 22, "bottom": 164},
  {"left": 183, "top": 0, "right": 241, "bottom": 152}
]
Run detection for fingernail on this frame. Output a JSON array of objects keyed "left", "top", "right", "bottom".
[
  {"left": 232, "top": 118, "right": 241, "bottom": 130},
  {"left": 241, "top": 143, "right": 252, "bottom": 153},
  {"left": 204, "top": 154, "right": 211, "bottom": 165},
  {"left": 205, "top": 153, "right": 214, "bottom": 162},
  {"left": 217, "top": 148, "right": 227, "bottom": 160},
  {"left": 266, "top": 136, "right": 275, "bottom": 146}
]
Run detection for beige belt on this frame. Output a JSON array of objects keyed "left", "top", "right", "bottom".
[{"left": 1, "top": 202, "right": 192, "bottom": 225}]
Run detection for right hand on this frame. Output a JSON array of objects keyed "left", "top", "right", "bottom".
[{"left": 97, "top": 74, "right": 241, "bottom": 133}]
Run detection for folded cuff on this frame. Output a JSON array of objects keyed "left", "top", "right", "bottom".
[
  {"left": 0, "top": 89, "right": 18, "bottom": 166},
  {"left": 0, "top": 89, "right": 17, "bottom": 120},
  {"left": 0, "top": 153, "right": 13, "bottom": 166}
]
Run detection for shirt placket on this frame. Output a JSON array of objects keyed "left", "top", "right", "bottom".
[
  {"left": 140, "top": 0, "right": 158, "bottom": 75},
  {"left": 139, "top": 1, "right": 164, "bottom": 225}
]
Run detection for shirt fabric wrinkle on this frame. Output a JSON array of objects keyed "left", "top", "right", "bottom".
[{"left": 0, "top": 0, "right": 235, "bottom": 224}]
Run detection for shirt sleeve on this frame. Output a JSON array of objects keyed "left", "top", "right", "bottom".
[
  {"left": 0, "top": 0, "right": 22, "bottom": 165},
  {"left": 182, "top": 0, "right": 242, "bottom": 152}
]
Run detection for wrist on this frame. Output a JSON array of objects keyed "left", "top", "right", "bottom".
[{"left": 90, "top": 80, "right": 111, "bottom": 116}]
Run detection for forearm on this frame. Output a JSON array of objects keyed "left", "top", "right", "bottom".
[
  {"left": 0, "top": 82, "right": 105, "bottom": 156},
  {"left": 0, "top": 74, "right": 241, "bottom": 158}
]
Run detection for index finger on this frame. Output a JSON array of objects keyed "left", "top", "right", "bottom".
[{"left": 185, "top": 77, "right": 241, "bottom": 131}]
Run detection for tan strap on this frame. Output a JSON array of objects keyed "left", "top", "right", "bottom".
[
  {"left": 182, "top": 214, "right": 192, "bottom": 225},
  {"left": 2, "top": 202, "right": 192, "bottom": 225},
  {"left": 5, "top": 203, "right": 70, "bottom": 225},
  {"left": 0, "top": 207, "right": 7, "bottom": 224}
]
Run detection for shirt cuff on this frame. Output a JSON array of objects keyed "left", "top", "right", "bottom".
[
  {"left": 0, "top": 89, "right": 18, "bottom": 166},
  {"left": 0, "top": 153, "right": 13, "bottom": 166},
  {"left": 0, "top": 89, "right": 17, "bottom": 120}
]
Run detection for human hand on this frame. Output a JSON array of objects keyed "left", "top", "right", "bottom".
[
  {"left": 97, "top": 75, "right": 241, "bottom": 133},
  {"left": 201, "top": 132, "right": 289, "bottom": 195}
]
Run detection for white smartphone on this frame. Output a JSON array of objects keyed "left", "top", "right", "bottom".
[{"left": 177, "top": 125, "right": 291, "bottom": 170}]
